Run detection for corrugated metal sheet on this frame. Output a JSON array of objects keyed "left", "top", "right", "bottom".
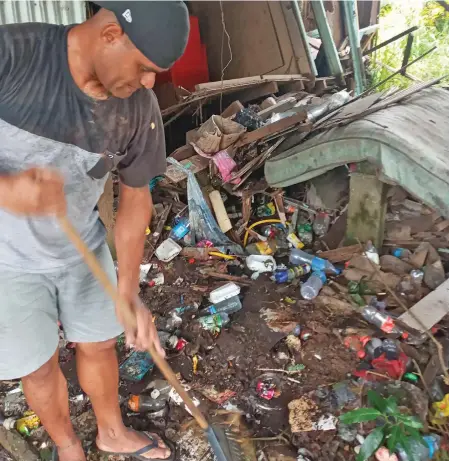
[{"left": 0, "top": 1, "right": 86, "bottom": 25}]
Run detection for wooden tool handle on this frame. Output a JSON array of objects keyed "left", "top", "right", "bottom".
[{"left": 58, "top": 215, "right": 209, "bottom": 430}]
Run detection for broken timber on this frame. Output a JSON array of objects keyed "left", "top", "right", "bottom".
[{"left": 398, "top": 278, "right": 449, "bottom": 332}]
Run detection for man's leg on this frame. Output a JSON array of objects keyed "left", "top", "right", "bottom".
[
  {"left": 76, "top": 340, "right": 170, "bottom": 459},
  {"left": 22, "top": 350, "right": 85, "bottom": 461}
]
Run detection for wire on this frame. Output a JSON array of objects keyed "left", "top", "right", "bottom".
[
  {"left": 243, "top": 219, "right": 283, "bottom": 247},
  {"left": 219, "top": 0, "right": 232, "bottom": 113}
]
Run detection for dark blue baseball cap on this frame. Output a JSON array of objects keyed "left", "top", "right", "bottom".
[{"left": 94, "top": 1, "right": 190, "bottom": 69}]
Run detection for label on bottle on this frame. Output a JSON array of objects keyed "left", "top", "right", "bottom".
[
  {"left": 311, "top": 257, "right": 326, "bottom": 272},
  {"left": 287, "top": 233, "right": 304, "bottom": 249},
  {"left": 379, "top": 316, "right": 396, "bottom": 334}
]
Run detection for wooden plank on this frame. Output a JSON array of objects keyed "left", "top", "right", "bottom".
[
  {"left": 143, "top": 204, "right": 172, "bottom": 262},
  {"left": 169, "top": 144, "right": 195, "bottom": 161},
  {"left": 398, "top": 278, "right": 449, "bottom": 332},
  {"left": 236, "top": 113, "right": 310, "bottom": 147},
  {"left": 195, "top": 75, "right": 307, "bottom": 92},
  {"left": 318, "top": 244, "right": 362, "bottom": 263},
  {"left": 257, "top": 97, "right": 297, "bottom": 120},
  {"left": 236, "top": 82, "right": 279, "bottom": 103},
  {"left": 221, "top": 100, "right": 244, "bottom": 118},
  {"left": 165, "top": 155, "right": 209, "bottom": 183}
]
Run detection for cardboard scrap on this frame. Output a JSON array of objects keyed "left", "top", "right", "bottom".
[{"left": 193, "top": 115, "right": 245, "bottom": 154}]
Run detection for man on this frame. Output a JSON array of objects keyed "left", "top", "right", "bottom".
[{"left": 0, "top": 2, "right": 189, "bottom": 460}]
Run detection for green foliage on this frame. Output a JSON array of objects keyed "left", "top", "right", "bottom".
[
  {"left": 368, "top": 1, "right": 449, "bottom": 91},
  {"left": 339, "top": 391, "right": 425, "bottom": 461}
]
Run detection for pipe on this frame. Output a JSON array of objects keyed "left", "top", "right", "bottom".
[
  {"left": 310, "top": 0, "right": 344, "bottom": 83},
  {"left": 343, "top": 0, "right": 366, "bottom": 95},
  {"left": 291, "top": 1, "right": 318, "bottom": 77}
]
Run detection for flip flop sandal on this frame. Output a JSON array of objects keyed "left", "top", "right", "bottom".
[{"left": 98, "top": 431, "right": 176, "bottom": 461}]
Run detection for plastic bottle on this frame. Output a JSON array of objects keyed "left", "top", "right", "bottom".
[
  {"left": 156, "top": 315, "right": 182, "bottom": 332},
  {"left": 313, "top": 212, "right": 330, "bottom": 237},
  {"left": 392, "top": 248, "right": 412, "bottom": 259},
  {"left": 2, "top": 412, "right": 41, "bottom": 436},
  {"left": 289, "top": 248, "right": 339, "bottom": 275},
  {"left": 286, "top": 233, "right": 304, "bottom": 249},
  {"left": 382, "top": 339, "right": 400, "bottom": 360},
  {"left": 343, "top": 336, "right": 366, "bottom": 359},
  {"left": 364, "top": 240, "right": 380, "bottom": 265},
  {"left": 300, "top": 272, "right": 327, "bottom": 300},
  {"left": 169, "top": 217, "right": 190, "bottom": 241},
  {"left": 274, "top": 265, "right": 311, "bottom": 283},
  {"left": 364, "top": 338, "right": 383, "bottom": 359},
  {"left": 297, "top": 223, "right": 313, "bottom": 246},
  {"left": 197, "top": 313, "right": 230, "bottom": 333},
  {"left": 128, "top": 379, "right": 172, "bottom": 412},
  {"left": 168, "top": 304, "right": 199, "bottom": 317},
  {"left": 396, "top": 434, "right": 440, "bottom": 461},
  {"left": 199, "top": 296, "right": 242, "bottom": 316},
  {"left": 361, "top": 306, "right": 405, "bottom": 337}
]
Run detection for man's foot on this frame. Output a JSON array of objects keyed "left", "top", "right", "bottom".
[
  {"left": 55, "top": 439, "right": 86, "bottom": 461},
  {"left": 96, "top": 427, "right": 171, "bottom": 460}
]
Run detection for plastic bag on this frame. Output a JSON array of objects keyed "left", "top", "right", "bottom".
[{"left": 167, "top": 158, "right": 243, "bottom": 255}]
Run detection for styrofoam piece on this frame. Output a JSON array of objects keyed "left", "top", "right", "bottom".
[
  {"left": 155, "top": 238, "right": 182, "bottom": 262},
  {"left": 209, "top": 282, "right": 241, "bottom": 304}
]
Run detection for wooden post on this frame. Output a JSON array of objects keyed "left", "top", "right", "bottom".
[{"left": 345, "top": 163, "right": 388, "bottom": 248}]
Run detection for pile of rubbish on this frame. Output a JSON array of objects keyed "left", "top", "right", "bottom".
[{"left": 2, "top": 83, "right": 449, "bottom": 461}]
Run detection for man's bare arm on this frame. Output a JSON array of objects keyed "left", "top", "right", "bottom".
[
  {"left": 114, "top": 182, "right": 164, "bottom": 355},
  {"left": 115, "top": 182, "right": 152, "bottom": 299}
]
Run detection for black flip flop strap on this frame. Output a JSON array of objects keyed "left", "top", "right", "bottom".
[{"left": 134, "top": 433, "right": 159, "bottom": 456}]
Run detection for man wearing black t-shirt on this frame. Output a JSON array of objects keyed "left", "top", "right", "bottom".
[{"left": 0, "top": 2, "right": 189, "bottom": 459}]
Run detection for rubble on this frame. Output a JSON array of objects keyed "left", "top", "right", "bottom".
[{"left": 4, "top": 44, "right": 449, "bottom": 461}]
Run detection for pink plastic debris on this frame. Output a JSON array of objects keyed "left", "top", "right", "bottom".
[{"left": 212, "top": 150, "right": 241, "bottom": 184}]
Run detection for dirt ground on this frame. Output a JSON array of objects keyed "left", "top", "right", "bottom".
[{"left": 0, "top": 255, "right": 420, "bottom": 461}]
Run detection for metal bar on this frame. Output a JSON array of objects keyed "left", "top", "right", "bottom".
[
  {"left": 361, "top": 45, "right": 436, "bottom": 97},
  {"left": 364, "top": 25, "right": 418, "bottom": 55},
  {"left": 291, "top": 1, "right": 318, "bottom": 76},
  {"left": 310, "top": 0, "right": 344, "bottom": 83},
  {"left": 343, "top": 0, "right": 366, "bottom": 95},
  {"left": 400, "top": 33, "right": 414, "bottom": 75}
]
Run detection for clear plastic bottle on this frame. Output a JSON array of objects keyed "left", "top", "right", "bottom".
[
  {"left": 300, "top": 272, "right": 327, "bottom": 300},
  {"left": 364, "top": 240, "right": 380, "bottom": 265},
  {"left": 197, "top": 313, "right": 230, "bottom": 333},
  {"left": 156, "top": 315, "right": 182, "bottom": 332},
  {"left": 199, "top": 296, "right": 242, "bottom": 316},
  {"left": 168, "top": 304, "right": 199, "bottom": 317},
  {"left": 361, "top": 306, "right": 404, "bottom": 337},
  {"left": 274, "top": 265, "right": 311, "bottom": 283},
  {"left": 392, "top": 248, "right": 412, "bottom": 259},
  {"left": 289, "top": 248, "right": 339, "bottom": 274},
  {"left": 297, "top": 223, "right": 313, "bottom": 246},
  {"left": 313, "top": 212, "right": 330, "bottom": 237},
  {"left": 169, "top": 217, "right": 190, "bottom": 241},
  {"left": 364, "top": 337, "right": 383, "bottom": 359}
]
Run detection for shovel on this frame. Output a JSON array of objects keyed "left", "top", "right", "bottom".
[{"left": 58, "top": 216, "right": 244, "bottom": 461}]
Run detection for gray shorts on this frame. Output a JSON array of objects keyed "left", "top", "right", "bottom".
[{"left": 0, "top": 243, "right": 123, "bottom": 379}]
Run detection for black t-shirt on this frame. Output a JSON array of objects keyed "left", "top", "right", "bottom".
[{"left": 0, "top": 22, "right": 166, "bottom": 187}]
